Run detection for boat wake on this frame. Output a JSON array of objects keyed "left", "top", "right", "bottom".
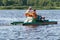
[
  {"left": 0, "top": 18, "right": 26, "bottom": 26},
  {"left": 0, "top": 18, "right": 59, "bottom": 26}
]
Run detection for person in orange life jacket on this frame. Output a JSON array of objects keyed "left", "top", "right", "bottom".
[
  {"left": 25, "top": 9, "right": 43, "bottom": 23},
  {"left": 32, "top": 9, "right": 42, "bottom": 22},
  {"left": 31, "top": 9, "right": 37, "bottom": 19},
  {"left": 24, "top": 7, "right": 45, "bottom": 23},
  {"left": 24, "top": 6, "right": 33, "bottom": 23},
  {"left": 32, "top": 9, "right": 45, "bottom": 21}
]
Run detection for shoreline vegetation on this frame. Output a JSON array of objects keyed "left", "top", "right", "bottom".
[
  {"left": 0, "top": 0, "right": 60, "bottom": 10},
  {"left": 0, "top": 6, "right": 60, "bottom": 10}
]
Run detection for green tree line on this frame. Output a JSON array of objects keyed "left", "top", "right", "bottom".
[{"left": 0, "top": 0, "right": 60, "bottom": 9}]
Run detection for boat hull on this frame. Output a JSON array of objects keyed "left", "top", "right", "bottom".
[
  {"left": 11, "top": 20, "right": 57, "bottom": 25},
  {"left": 23, "top": 21, "right": 57, "bottom": 25}
]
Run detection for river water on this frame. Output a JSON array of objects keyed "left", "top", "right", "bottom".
[{"left": 0, "top": 10, "right": 60, "bottom": 40}]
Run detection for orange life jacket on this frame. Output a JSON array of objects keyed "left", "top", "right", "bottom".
[
  {"left": 25, "top": 11, "right": 37, "bottom": 18},
  {"left": 31, "top": 11, "right": 37, "bottom": 18},
  {"left": 25, "top": 12, "right": 33, "bottom": 17}
]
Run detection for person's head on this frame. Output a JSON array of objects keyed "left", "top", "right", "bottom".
[
  {"left": 34, "top": 9, "right": 36, "bottom": 12},
  {"left": 34, "top": 9, "right": 36, "bottom": 11},
  {"left": 28, "top": 6, "right": 32, "bottom": 10}
]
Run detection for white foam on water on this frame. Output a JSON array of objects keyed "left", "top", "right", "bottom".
[
  {"left": 0, "top": 18, "right": 60, "bottom": 21},
  {"left": 0, "top": 18, "right": 26, "bottom": 25},
  {"left": 0, "top": 18, "right": 26, "bottom": 21},
  {"left": 0, "top": 17, "right": 60, "bottom": 26},
  {"left": 48, "top": 19, "right": 60, "bottom": 21},
  {"left": 0, "top": 18, "right": 59, "bottom": 23}
]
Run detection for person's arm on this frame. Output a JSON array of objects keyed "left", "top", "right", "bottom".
[
  {"left": 25, "top": 10, "right": 29, "bottom": 13},
  {"left": 25, "top": 10, "right": 29, "bottom": 17}
]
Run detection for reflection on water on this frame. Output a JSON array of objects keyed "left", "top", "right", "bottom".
[{"left": 0, "top": 10, "right": 60, "bottom": 40}]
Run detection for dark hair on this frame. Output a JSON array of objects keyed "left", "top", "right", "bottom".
[{"left": 34, "top": 9, "right": 36, "bottom": 11}]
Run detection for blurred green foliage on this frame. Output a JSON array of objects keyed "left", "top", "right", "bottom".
[{"left": 0, "top": 0, "right": 60, "bottom": 9}]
